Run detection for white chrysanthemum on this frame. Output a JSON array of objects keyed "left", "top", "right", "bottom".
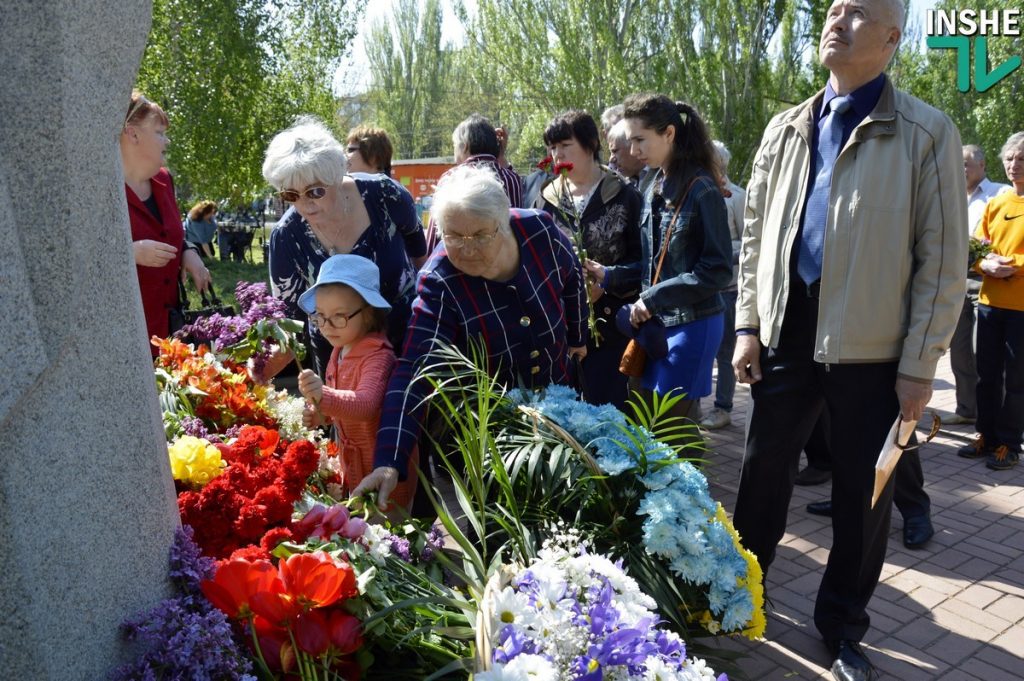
[
  {"left": 504, "top": 653, "right": 558, "bottom": 681},
  {"left": 474, "top": 664, "right": 522, "bottom": 681},
  {"left": 679, "top": 656, "right": 719, "bottom": 681},
  {"left": 643, "top": 656, "right": 684, "bottom": 681}
]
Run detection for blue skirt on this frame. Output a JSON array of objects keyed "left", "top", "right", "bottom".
[{"left": 641, "top": 313, "right": 724, "bottom": 398}]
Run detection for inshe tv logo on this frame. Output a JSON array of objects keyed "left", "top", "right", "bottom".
[{"left": 926, "top": 9, "right": 1022, "bottom": 93}]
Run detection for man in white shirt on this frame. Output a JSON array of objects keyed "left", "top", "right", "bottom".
[{"left": 947, "top": 145, "right": 1011, "bottom": 425}]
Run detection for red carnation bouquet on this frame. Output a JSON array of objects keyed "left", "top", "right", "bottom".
[{"left": 178, "top": 425, "right": 320, "bottom": 559}]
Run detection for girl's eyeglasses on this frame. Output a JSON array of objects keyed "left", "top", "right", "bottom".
[
  {"left": 278, "top": 186, "right": 328, "bottom": 203},
  {"left": 309, "top": 305, "right": 366, "bottom": 330}
]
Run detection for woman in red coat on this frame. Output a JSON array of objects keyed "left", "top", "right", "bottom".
[{"left": 119, "top": 92, "right": 210, "bottom": 354}]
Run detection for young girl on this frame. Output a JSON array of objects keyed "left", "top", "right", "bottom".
[
  {"left": 621, "top": 94, "right": 733, "bottom": 423},
  {"left": 296, "top": 254, "right": 418, "bottom": 509}
]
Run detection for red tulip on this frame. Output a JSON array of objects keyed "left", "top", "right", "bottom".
[
  {"left": 250, "top": 589, "right": 302, "bottom": 626},
  {"left": 536, "top": 155, "right": 553, "bottom": 172},
  {"left": 294, "top": 610, "right": 331, "bottom": 656},
  {"left": 279, "top": 552, "right": 357, "bottom": 610},
  {"left": 554, "top": 161, "right": 574, "bottom": 174},
  {"left": 258, "top": 630, "right": 296, "bottom": 673},
  {"left": 200, "top": 559, "right": 280, "bottom": 619},
  {"left": 327, "top": 611, "right": 363, "bottom": 655}
]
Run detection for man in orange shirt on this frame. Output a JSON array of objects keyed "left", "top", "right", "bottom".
[{"left": 958, "top": 132, "right": 1024, "bottom": 470}]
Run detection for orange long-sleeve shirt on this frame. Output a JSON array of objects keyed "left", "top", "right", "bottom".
[
  {"left": 322, "top": 332, "right": 418, "bottom": 508},
  {"left": 974, "top": 191, "right": 1024, "bottom": 312}
]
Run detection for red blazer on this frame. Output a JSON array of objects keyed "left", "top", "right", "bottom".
[{"left": 126, "top": 168, "right": 184, "bottom": 348}]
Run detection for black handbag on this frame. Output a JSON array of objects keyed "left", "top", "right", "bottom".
[{"left": 181, "top": 281, "right": 236, "bottom": 324}]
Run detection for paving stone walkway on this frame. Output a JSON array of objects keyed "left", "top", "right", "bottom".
[{"left": 698, "top": 354, "right": 1024, "bottom": 680}]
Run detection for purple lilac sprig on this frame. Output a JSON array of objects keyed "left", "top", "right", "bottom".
[
  {"left": 176, "top": 281, "right": 290, "bottom": 350},
  {"left": 110, "top": 527, "right": 255, "bottom": 681},
  {"left": 236, "top": 281, "right": 288, "bottom": 325},
  {"left": 179, "top": 313, "right": 249, "bottom": 347},
  {"left": 420, "top": 525, "right": 445, "bottom": 562},
  {"left": 180, "top": 416, "right": 210, "bottom": 440}
]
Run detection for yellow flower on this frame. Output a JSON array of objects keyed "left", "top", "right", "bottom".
[
  {"left": 168, "top": 435, "right": 224, "bottom": 487},
  {"left": 699, "top": 610, "right": 722, "bottom": 634},
  {"left": 715, "top": 503, "right": 767, "bottom": 639}
]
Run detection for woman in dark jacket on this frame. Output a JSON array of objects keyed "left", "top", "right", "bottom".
[
  {"left": 621, "top": 94, "right": 732, "bottom": 420},
  {"left": 534, "top": 110, "right": 642, "bottom": 409}
]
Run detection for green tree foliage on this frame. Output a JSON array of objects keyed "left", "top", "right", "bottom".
[
  {"left": 363, "top": 0, "right": 801, "bottom": 179},
  {"left": 135, "top": 0, "right": 364, "bottom": 206},
  {"left": 899, "top": 0, "right": 1023, "bottom": 170},
  {"left": 365, "top": 0, "right": 457, "bottom": 159}
]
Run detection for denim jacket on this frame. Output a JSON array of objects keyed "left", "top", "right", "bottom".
[{"left": 639, "top": 169, "right": 732, "bottom": 327}]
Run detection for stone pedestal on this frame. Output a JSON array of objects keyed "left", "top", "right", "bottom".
[{"left": 0, "top": 2, "right": 180, "bottom": 679}]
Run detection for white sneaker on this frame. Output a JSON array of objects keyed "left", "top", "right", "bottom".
[{"left": 700, "top": 407, "right": 732, "bottom": 430}]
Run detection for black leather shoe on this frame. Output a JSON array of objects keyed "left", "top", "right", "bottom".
[
  {"left": 795, "top": 465, "right": 832, "bottom": 486},
  {"left": 830, "top": 640, "right": 877, "bottom": 681},
  {"left": 806, "top": 500, "right": 833, "bottom": 517},
  {"left": 903, "top": 515, "right": 934, "bottom": 549}
]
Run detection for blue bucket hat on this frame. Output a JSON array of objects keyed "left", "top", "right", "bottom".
[{"left": 298, "top": 254, "right": 391, "bottom": 314}]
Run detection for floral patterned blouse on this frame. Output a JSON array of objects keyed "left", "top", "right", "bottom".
[{"left": 269, "top": 173, "right": 426, "bottom": 375}]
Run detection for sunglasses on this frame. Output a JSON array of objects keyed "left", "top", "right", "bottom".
[
  {"left": 124, "top": 95, "right": 151, "bottom": 128},
  {"left": 278, "top": 186, "right": 328, "bottom": 203}
]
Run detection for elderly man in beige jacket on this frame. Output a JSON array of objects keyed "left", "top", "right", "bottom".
[{"left": 731, "top": 1, "right": 967, "bottom": 680}]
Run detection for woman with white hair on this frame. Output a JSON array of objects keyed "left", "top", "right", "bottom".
[
  {"left": 263, "top": 116, "right": 427, "bottom": 376},
  {"left": 351, "top": 163, "right": 589, "bottom": 508}
]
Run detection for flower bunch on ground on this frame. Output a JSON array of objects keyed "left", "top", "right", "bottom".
[
  {"left": 202, "top": 499, "right": 469, "bottom": 680},
  {"left": 177, "top": 281, "right": 305, "bottom": 371},
  {"left": 168, "top": 434, "right": 225, "bottom": 487},
  {"left": 476, "top": 534, "right": 726, "bottom": 681},
  {"left": 154, "top": 337, "right": 277, "bottom": 439},
  {"left": 111, "top": 526, "right": 255, "bottom": 681},
  {"left": 177, "top": 425, "right": 320, "bottom": 559},
  {"left": 508, "top": 385, "right": 765, "bottom": 639},
  {"left": 202, "top": 550, "right": 363, "bottom": 680}
]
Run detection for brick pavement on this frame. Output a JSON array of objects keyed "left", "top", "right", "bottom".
[{"left": 697, "top": 354, "right": 1024, "bottom": 680}]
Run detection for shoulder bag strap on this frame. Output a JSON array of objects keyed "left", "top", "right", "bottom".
[{"left": 651, "top": 176, "right": 700, "bottom": 286}]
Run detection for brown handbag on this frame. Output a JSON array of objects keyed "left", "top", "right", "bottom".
[{"left": 619, "top": 184, "right": 692, "bottom": 378}]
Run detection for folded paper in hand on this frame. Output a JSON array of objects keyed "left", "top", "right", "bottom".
[{"left": 871, "top": 417, "right": 917, "bottom": 509}]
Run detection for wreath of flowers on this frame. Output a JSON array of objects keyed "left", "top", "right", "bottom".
[{"left": 508, "top": 385, "right": 766, "bottom": 639}]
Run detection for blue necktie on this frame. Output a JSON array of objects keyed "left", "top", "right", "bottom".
[{"left": 797, "top": 96, "right": 851, "bottom": 286}]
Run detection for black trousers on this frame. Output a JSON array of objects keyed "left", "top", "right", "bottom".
[
  {"left": 733, "top": 281, "right": 899, "bottom": 643},
  {"left": 804, "top": 411, "right": 930, "bottom": 520}
]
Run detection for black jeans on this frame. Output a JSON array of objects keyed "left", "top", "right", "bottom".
[
  {"left": 733, "top": 280, "right": 899, "bottom": 643},
  {"left": 976, "top": 304, "right": 1024, "bottom": 452}
]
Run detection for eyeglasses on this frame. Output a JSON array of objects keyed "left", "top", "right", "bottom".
[
  {"left": 442, "top": 225, "right": 501, "bottom": 250},
  {"left": 278, "top": 186, "right": 328, "bottom": 203},
  {"left": 309, "top": 305, "right": 366, "bottom": 330}
]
